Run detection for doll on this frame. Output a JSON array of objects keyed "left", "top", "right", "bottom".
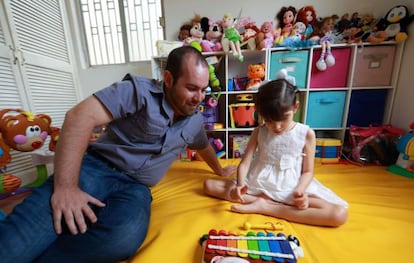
[
  {"left": 256, "top": 21, "right": 274, "bottom": 50},
  {"left": 274, "top": 6, "right": 297, "bottom": 45},
  {"left": 296, "top": 6, "right": 318, "bottom": 40},
  {"left": 178, "top": 24, "right": 192, "bottom": 41},
  {"left": 315, "top": 16, "right": 336, "bottom": 71},
  {"left": 222, "top": 13, "right": 244, "bottom": 62}
]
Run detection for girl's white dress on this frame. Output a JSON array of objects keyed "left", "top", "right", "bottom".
[{"left": 245, "top": 123, "right": 348, "bottom": 208}]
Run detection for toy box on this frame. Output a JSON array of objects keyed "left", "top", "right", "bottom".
[
  {"left": 229, "top": 103, "right": 258, "bottom": 128},
  {"left": 230, "top": 134, "right": 250, "bottom": 158},
  {"left": 352, "top": 45, "right": 396, "bottom": 87},
  {"left": 315, "top": 138, "right": 341, "bottom": 163},
  {"left": 306, "top": 91, "right": 346, "bottom": 128},
  {"left": 346, "top": 89, "right": 387, "bottom": 127},
  {"left": 310, "top": 47, "right": 351, "bottom": 88},
  {"left": 269, "top": 50, "right": 309, "bottom": 89}
]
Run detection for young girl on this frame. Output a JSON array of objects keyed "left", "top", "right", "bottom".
[{"left": 204, "top": 79, "right": 348, "bottom": 227}]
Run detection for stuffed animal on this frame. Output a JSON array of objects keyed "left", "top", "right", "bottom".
[
  {"left": 255, "top": 21, "right": 274, "bottom": 50},
  {"left": 201, "top": 18, "right": 223, "bottom": 52},
  {"left": 240, "top": 22, "right": 259, "bottom": 50},
  {"left": 376, "top": 5, "right": 414, "bottom": 42},
  {"left": 246, "top": 63, "right": 265, "bottom": 90},
  {"left": 222, "top": 13, "right": 244, "bottom": 62}
]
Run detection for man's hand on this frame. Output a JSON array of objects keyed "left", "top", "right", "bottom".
[
  {"left": 217, "top": 165, "right": 237, "bottom": 177},
  {"left": 51, "top": 187, "right": 106, "bottom": 235}
]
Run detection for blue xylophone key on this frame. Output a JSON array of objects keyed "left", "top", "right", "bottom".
[
  {"left": 267, "top": 232, "right": 284, "bottom": 263},
  {"left": 257, "top": 231, "right": 272, "bottom": 261},
  {"left": 277, "top": 233, "right": 296, "bottom": 263}
]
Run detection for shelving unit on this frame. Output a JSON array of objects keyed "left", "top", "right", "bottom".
[{"left": 151, "top": 41, "right": 404, "bottom": 159}]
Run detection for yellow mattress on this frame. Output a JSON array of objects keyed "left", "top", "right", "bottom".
[{"left": 128, "top": 159, "right": 414, "bottom": 263}]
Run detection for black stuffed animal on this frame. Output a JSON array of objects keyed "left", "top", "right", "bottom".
[{"left": 376, "top": 5, "right": 414, "bottom": 42}]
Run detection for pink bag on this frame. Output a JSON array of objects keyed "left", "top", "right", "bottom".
[{"left": 349, "top": 124, "right": 404, "bottom": 165}]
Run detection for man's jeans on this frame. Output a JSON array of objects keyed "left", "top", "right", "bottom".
[{"left": 0, "top": 154, "right": 152, "bottom": 263}]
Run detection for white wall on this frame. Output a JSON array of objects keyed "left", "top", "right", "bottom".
[{"left": 67, "top": 0, "right": 414, "bottom": 130}]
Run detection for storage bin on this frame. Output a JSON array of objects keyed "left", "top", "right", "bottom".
[
  {"left": 310, "top": 47, "right": 351, "bottom": 88},
  {"left": 346, "top": 89, "right": 388, "bottom": 127},
  {"left": 229, "top": 103, "right": 258, "bottom": 128},
  {"left": 269, "top": 50, "right": 309, "bottom": 89},
  {"left": 352, "top": 45, "right": 396, "bottom": 87},
  {"left": 306, "top": 91, "right": 346, "bottom": 128}
]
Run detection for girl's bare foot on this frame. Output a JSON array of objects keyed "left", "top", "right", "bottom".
[{"left": 231, "top": 197, "right": 278, "bottom": 214}]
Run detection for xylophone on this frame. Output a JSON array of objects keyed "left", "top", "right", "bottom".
[{"left": 200, "top": 229, "right": 304, "bottom": 263}]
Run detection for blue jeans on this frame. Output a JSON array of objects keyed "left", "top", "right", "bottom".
[{"left": 0, "top": 154, "right": 152, "bottom": 263}]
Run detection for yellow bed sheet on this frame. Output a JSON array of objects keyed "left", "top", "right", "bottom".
[{"left": 129, "top": 159, "right": 414, "bottom": 263}]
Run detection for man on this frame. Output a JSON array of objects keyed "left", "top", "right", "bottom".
[{"left": 0, "top": 46, "right": 236, "bottom": 262}]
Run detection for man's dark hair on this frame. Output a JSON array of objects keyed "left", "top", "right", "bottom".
[{"left": 165, "top": 46, "right": 208, "bottom": 85}]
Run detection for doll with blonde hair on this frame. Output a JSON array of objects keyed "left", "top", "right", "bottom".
[{"left": 222, "top": 13, "right": 244, "bottom": 62}]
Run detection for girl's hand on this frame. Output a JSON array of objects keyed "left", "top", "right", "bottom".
[
  {"left": 230, "top": 185, "right": 248, "bottom": 203},
  {"left": 293, "top": 191, "right": 309, "bottom": 210}
]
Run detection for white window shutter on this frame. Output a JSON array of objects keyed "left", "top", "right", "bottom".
[{"left": 0, "top": 0, "right": 80, "bottom": 183}]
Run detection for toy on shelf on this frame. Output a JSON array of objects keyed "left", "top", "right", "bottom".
[
  {"left": 388, "top": 122, "right": 414, "bottom": 178},
  {"left": 222, "top": 12, "right": 244, "bottom": 62},
  {"left": 245, "top": 63, "right": 265, "bottom": 91},
  {"left": 376, "top": 5, "right": 414, "bottom": 42},
  {"left": 315, "top": 16, "right": 336, "bottom": 71},
  {"left": 0, "top": 109, "right": 60, "bottom": 194},
  {"left": 201, "top": 17, "right": 223, "bottom": 52},
  {"left": 200, "top": 229, "right": 304, "bottom": 263},
  {"left": 274, "top": 6, "right": 297, "bottom": 46},
  {"left": 229, "top": 94, "right": 258, "bottom": 128},
  {"left": 240, "top": 21, "right": 259, "bottom": 50},
  {"left": 296, "top": 6, "right": 318, "bottom": 40},
  {"left": 255, "top": 21, "right": 274, "bottom": 50}
]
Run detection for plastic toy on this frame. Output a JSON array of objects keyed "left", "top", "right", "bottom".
[
  {"left": 222, "top": 12, "right": 244, "bottom": 62},
  {"left": 200, "top": 229, "right": 304, "bottom": 263},
  {"left": 376, "top": 5, "right": 414, "bottom": 42},
  {"left": 388, "top": 122, "right": 414, "bottom": 178},
  {"left": 0, "top": 109, "right": 60, "bottom": 194},
  {"left": 242, "top": 221, "right": 284, "bottom": 231},
  {"left": 245, "top": 63, "right": 265, "bottom": 90}
]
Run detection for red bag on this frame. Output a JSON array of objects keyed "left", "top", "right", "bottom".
[{"left": 349, "top": 124, "right": 404, "bottom": 165}]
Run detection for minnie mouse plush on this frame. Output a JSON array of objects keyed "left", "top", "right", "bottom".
[{"left": 201, "top": 18, "right": 223, "bottom": 52}]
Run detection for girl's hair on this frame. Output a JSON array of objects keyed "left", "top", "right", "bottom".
[
  {"left": 164, "top": 46, "right": 208, "bottom": 85},
  {"left": 255, "top": 79, "right": 299, "bottom": 121}
]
